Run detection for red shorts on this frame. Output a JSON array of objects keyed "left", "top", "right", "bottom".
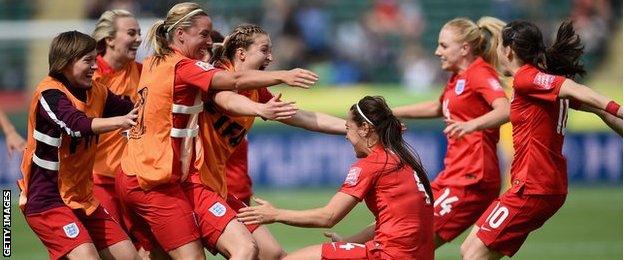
[
  {"left": 431, "top": 182, "right": 499, "bottom": 241},
  {"left": 94, "top": 176, "right": 158, "bottom": 251},
  {"left": 475, "top": 190, "right": 566, "bottom": 256},
  {"left": 24, "top": 205, "right": 127, "bottom": 260},
  {"left": 321, "top": 241, "right": 393, "bottom": 260},
  {"left": 115, "top": 171, "right": 200, "bottom": 252},
  {"left": 182, "top": 182, "right": 259, "bottom": 253}
]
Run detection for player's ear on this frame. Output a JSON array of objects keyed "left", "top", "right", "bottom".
[{"left": 236, "top": 47, "right": 246, "bottom": 61}]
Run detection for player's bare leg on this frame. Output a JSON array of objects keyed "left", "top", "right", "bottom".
[
  {"left": 460, "top": 226, "right": 503, "bottom": 260},
  {"left": 283, "top": 244, "right": 322, "bottom": 260},
  {"left": 99, "top": 239, "right": 141, "bottom": 260},
  {"left": 66, "top": 243, "right": 99, "bottom": 260},
  {"left": 252, "top": 225, "right": 287, "bottom": 260},
  {"left": 167, "top": 240, "right": 205, "bottom": 260},
  {"left": 216, "top": 219, "right": 258, "bottom": 260}
]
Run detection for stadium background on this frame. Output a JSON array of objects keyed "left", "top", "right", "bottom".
[{"left": 0, "top": 0, "right": 621, "bottom": 259}]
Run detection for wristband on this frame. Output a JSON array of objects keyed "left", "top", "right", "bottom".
[{"left": 605, "top": 101, "right": 620, "bottom": 117}]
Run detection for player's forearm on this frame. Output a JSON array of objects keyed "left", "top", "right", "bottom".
[
  {"left": 280, "top": 110, "right": 346, "bottom": 135},
  {"left": 584, "top": 105, "right": 623, "bottom": 136},
  {"left": 343, "top": 223, "right": 375, "bottom": 243},
  {"left": 560, "top": 80, "right": 621, "bottom": 117},
  {"left": 470, "top": 98, "right": 509, "bottom": 131},
  {"left": 275, "top": 207, "right": 339, "bottom": 228},
  {"left": 0, "top": 110, "right": 17, "bottom": 136},
  {"left": 392, "top": 101, "right": 442, "bottom": 119},
  {"left": 91, "top": 117, "right": 127, "bottom": 134},
  {"left": 214, "top": 91, "right": 260, "bottom": 117}
]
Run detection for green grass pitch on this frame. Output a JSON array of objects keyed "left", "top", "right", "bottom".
[{"left": 9, "top": 185, "right": 622, "bottom": 259}]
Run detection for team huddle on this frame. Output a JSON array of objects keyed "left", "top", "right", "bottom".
[{"left": 15, "top": 2, "right": 622, "bottom": 260}]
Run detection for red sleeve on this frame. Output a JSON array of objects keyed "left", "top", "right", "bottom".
[
  {"left": 470, "top": 68, "right": 507, "bottom": 104},
  {"left": 258, "top": 87, "right": 274, "bottom": 104},
  {"left": 338, "top": 163, "right": 376, "bottom": 201},
  {"left": 514, "top": 68, "right": 566, "bottom": 102},
  {"left": 175, "top": 59, "right": 222, "bottom": 92}
]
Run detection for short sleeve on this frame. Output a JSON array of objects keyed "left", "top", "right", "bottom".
[
  {"left": 514, "top": 68, "right": 566, "bottom": 102},
  {"left": 338, "top": 164, "right": 376, "bottom": 201},
  {"left": 258, "top": 87, "right": 274, "bottom": 104},
  {"left": 471, "top": 69, "right": 507, "bottom": 104},
  {"left": 175, "top": 59, "right": 222, "bottom": 92}
]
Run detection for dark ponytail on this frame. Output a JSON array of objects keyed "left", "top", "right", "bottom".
[
  {"left": 545, "top": 20, "right": 586, "bottom": 78},
  {"left": 350, "top": 96, "right": 433, "bottom": 202},
  {"left": 502, "top": 20, "right": 585, "bottom": 78}
]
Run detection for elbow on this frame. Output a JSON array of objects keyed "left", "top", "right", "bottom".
[{"left": 318, "top": 212, "right": 339, "bottom": 228}]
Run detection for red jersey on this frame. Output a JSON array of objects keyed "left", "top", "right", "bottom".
[
  {"left": 508, "top": 64, "right": 568, "bottom": 195},
  {"left": 339, "top": 145, "right": 434, "bottom": 259},
  {"left": 225, "top": 88, "right": 273, "bottom": 201},
  {"left": 437, "top": 57, "right": 507, "bottom": 188}
]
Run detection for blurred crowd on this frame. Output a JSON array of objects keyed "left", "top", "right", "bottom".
[{"left": 0, "top": 0, "right": 620, "bottom": 92}]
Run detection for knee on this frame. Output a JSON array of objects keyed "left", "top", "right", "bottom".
[
  {"left": 234, "top": 238, "right": 259, "bottom": 259},
  {"left": 460, "top": 240, "right": 472, "bottom": 260}
]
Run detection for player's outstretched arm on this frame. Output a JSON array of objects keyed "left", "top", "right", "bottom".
[
  {"left": 559, "top": 79, "right": 623, "bottom": 118},
  {"left": 443, "top": 97, "right": 509, "bottom": 139},
  {"left": 210, "top": 68, "right": 318, "bottom": 91},
  {"left": 91, "top": 107, "right": 138, "bottom": 134},
  {"left": 392, "top": 100, "right": 443, "bottom": 119},
  {"left": 214, "top": 91, "right": 298, "bottom": 120},
  {"left": 325, "top": 222, "right": 375, "bottom": 244},
  {"left": 237, "top": 192, "right": 358, "bottom": 228},
  {"left": 0, "top": 108, "right": 25, "bottom": 158},
  {"left": 573, "top": 103, "right": 622, "bottom": 136},
  {"left": 278, "top": 109, "right": 347, "bottom": 135}
]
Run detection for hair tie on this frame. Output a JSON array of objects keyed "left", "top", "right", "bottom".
[
  {"left": 167, "top": 9, "right": 204, "bottom": 33},
  {"left": 356, "top": 103, "right": 374, "bottom": 126}
]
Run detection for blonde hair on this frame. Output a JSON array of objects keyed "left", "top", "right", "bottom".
[
  {"left": 210, "top": 23, "right": 267, "bottom": 64},
  {"left": 443, "top": 16, "right": 506, "bottom": 70},
  {"left": 92, "top": 9, "right": 134, "bottom": 55},
  {"left": 145, "top": 2, "right": 208, "bottom": 59}
]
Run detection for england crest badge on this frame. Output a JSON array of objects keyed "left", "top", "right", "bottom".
[
  {"left": 63, "top": 222, "right": 80, "bottom": 238},
  {"left": 455, "top": 79, "right": 466, "bottom": 95}
]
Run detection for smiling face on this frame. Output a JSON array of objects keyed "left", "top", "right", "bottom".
[
  {"left": 238, "top": 33, "right": 273, "bottom": 71},
  {"left": 63, "top": 50, "right": 98, "bottom": 89},
  {"left": 177, "top": 15, "right": 213, "bottom": 60},
  {"left": 434, "top": 26, "right": 466, "bottom": 73},
  {"left": 106, "top": 16, "right": 142, "bottom": 62}
]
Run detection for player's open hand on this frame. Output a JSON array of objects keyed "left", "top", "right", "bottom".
[
  {"left": 258, "top": 93, "right": 298, "bottom": 120},
  {"left": 323, "top": 231, "right": 344, "bottom": 242},
  {"left": 237, "top": 197, "right": 279, "bottom": 225},
  {"left": 118, "top": 106, "right": 139, "bottom": 129},
  {"left": 281, "top": 68, "right": 318, "bottom": 89},
  {"left": 444, "top": 118, "right": 477, "bottom": 139}
]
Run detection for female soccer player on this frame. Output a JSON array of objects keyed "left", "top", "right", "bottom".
[
  {"left": 18, "top": 31, "right": 139, "bottom": 260},
  {"left": 238, "top": 96, "right": 434, "bottom": 260},
  {"left": 0, "top": 108, "right": 25, "bottom": 157},
  {"left": 91, "top": 9, "right": 165, "bottom": 258},
  {"left": 460, "top": 20, "right": 623, "bottom": 259},
  {"left": 117, "top": 2, "right": 318, "bottom": 259},
  {"left": 185, "top": 23, "right": 345, "bottom": 260},
  {"left": 392, "top": 17, "right": 509, "bottom": 248}
]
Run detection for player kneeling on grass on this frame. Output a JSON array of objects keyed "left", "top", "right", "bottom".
[{"left": 238, "top": 96, "right": 435, "bottom": 260}]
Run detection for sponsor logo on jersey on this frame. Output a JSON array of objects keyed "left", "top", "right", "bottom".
[
  {"left": 454, "top": 79, "right": 466, "bottom": 95},
  {"left": 344, "top": 167, "right": 361, "bottom": 186},
  {"left": 488, "top": 78, "right": 502, "bottom": 90},
  {"left": 195, "top": 61, "right": 214, "bottom": 71},
  {"left": 533, "top": 72, "right": 556, "bottom": 89},
  {"left": 209, "top": 202, "right": 227, "bottom": 217},
  {"left": 63, "top": 223, "right": 80, "bottom": 238}
]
